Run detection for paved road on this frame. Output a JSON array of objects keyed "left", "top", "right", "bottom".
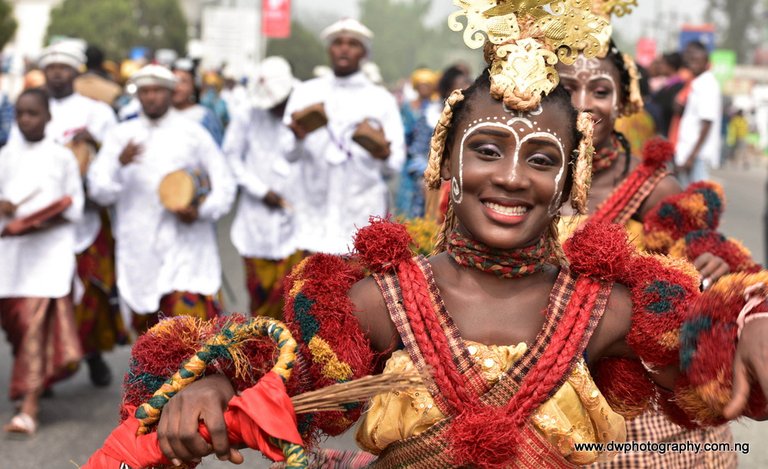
[{"left": 1, "top": 165, "right": 767, "bottom": 468}]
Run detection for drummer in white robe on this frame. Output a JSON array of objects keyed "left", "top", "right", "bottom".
[
  {"left": 36, "top": 41, "right": 121, "bottom": 387},
  {"left": 284, "top": 18, "right": 405, "bottom": 255},
  {"left": 223, "top": 56, "right": 303, "bottom": 319},
  {"left": 88, "top": 65, "right": 236, "bottom": 332}
]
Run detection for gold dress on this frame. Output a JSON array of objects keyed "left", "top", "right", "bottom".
[{"left": 357, "top": 341, "right": 626, "bottom": 465}]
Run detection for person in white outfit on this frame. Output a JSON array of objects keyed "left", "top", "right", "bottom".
[
  {"left": 0, "top": 89, "right": 84, "bottom": 436},
  {"left": 674, "top": 41, "right": 722, "bottom": 187},
  {"left": 87, "top": 65, "right": 236, "bottom": 333},
  {"left": 36, "top": 41, "right": 121, "bottom": 387},
  {"left": 223, "top": 56, "right": 304, "bottom": 319},
  {"left": 284, "top": 18, "right": 405, "bottom": 255}
]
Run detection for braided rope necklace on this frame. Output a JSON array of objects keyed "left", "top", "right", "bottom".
[
  {"left": 447, "top": 230, "right": 550, "bottom": 278},
  {"left": 592, "top": 134, "right": 621, "bottom": 174}
]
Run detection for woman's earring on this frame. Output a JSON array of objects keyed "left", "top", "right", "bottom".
[{"left": 451, "top": 176, "right": 463, "bottom": 204}]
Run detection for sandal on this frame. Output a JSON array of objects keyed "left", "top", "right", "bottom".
[{"left": 4, "top": 413, "right": 36, "bottom": 437}]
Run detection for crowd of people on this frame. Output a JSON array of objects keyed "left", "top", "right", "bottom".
[{"left": 2, "top": 2, "right": 768, "bottom": 468}]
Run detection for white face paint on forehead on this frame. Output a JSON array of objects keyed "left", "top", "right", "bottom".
[
  {"left": 452, "top": 103, "right": 566, "bottom": 215},
  {"left": 559, "top": 56, "right": 620, "bottom": 112}
]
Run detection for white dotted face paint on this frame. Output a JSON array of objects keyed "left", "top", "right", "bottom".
[
  {"left": 453, "top": 104, "right": 565, "bottom": 215},
  {"left": 559, "top": 56, "right": 620, "bottom": 118}
]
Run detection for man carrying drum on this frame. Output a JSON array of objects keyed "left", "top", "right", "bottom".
[
  {"left": 223, "top": 56, "right": 303, "bottom": 320},
  {"left": 34, "top": 41, "right": 121, "bottom": 388},
  {"left": 284, "top": 18, "right": 405, "bottom": 254},
  {"left": 87, "top": 65, "right": 235, "bottom": 333}
]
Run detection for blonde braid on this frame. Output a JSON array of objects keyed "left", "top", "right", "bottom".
[
  {"left": 548, "top": 216, "right": 567, "bottom": 266},
  {"left": 431, "top": 202, "right": 458, "bottom": 256},
  {"left": 621, "top": 53, "right": 644, "bottom": 116},
  {"left": 424, "top": 89, "right": 465, "bottom": 190},
  {"left": 570, "top": 112, "right": 595, "bottom": 214}
]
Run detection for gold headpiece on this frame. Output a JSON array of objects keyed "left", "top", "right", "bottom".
[
  {"left": 448, "top": 0, "right": 611, "bottom": 111},
  {"left": 591, "top": 0, "right": 638, "bottom": 19}
]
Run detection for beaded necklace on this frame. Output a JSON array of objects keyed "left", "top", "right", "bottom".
[
  {"left": 592, "top": 135, "right": 621, "bottom": 174},
  {"left": 446, "top": 230, "right": 550, "bottom": 278}
]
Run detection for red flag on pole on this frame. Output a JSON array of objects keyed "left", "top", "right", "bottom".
[{"left": 263, "top": 0, "right": 291, "bottom": 39}]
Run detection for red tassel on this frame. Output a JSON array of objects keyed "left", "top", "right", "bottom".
[
  {"left": 564, "top": 222, "right": 633, "bottom": 281},
  {"left": 448, "top": 408, "right": 521, "bottom": 468},
  {"left": 354, "top": 216, "right": 414, "bottom": 272}
]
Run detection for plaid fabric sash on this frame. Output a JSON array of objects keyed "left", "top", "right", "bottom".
[
  {"left": 593, "top": 167, "right": 670, "bottom": 226},
  {"left": 371, "top": 258, "right": 612, "bottom": 468}
]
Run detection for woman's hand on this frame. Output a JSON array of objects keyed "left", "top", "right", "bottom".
[
  {"left": 693, "top": 253, "right": 730, "bottom": 289},
  {"left": 723, "top": 318, "right": 768, "bottom": 420},
  {"left": 157, "top": 374, "right": 243, "bottom": 465}
]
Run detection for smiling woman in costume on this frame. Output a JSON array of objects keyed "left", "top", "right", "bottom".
[{"left": 88, "top": 2, "right": 768, "bottom": 469}]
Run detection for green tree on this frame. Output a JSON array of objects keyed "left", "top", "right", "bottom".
[
  {"left": 0, "top": 0, "right": 17, "bottom": 52},
  {"left": 705, "top": 0, "right": 768, "bottom": 62},
  {"left": 360, "top": 0, "right": 475, "bottom": 83},
  {"left": 266, "top": 21, "right": 326, "bottom": 81},
  {"left": 46, "top": 0, "right": 187, "bottom": 60}
]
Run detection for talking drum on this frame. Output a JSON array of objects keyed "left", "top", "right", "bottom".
[{"left": 157, "top": 168, "right": 211, "bottom": 212}]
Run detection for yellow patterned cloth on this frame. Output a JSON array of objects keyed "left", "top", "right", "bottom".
[
  {"left": 356, "top": 341, "right": 626, "bottom": 465},
  {"left": 559, "top": 215, "right": 645, "bottom": 251}
]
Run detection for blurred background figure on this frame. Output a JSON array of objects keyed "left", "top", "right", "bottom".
[
  {"left": 87, "top": 65, "right": 235, "bottom": 334},
  {"left": 200, "top": 69, "right": 229, "bottom": 129},
  {"left": 283, "top": 17, "right": 404, "bottom": 255},
  {"left": 395, "top": 67, "right": 440, "bottom": 219},
  {"left": 172, "top": 58, "right": 224, "bottom": 145},
  {"left": 726, "top": 108, "right": 750, "bottom": 169},
  {"left": 224, "top": 56, "right": 302, "bottom": 319},
  {"left": 74, "top": 45, "right": 122, "bottom": 109},
  {"left": 675, "top": 41, "right": 722, "bottom": 186},
  {"left": 650, "top": 52, "right": 685, "bottom": 138},
  {"left": 36, "top": 41, "right": 123, "bottom": 389},
  {"left": 0, "top": 88, "right": 84, "bottom": 437}
]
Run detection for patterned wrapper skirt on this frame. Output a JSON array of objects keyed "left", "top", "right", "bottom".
[
  {"left": 131, "top": 291, "right": 222, "bottom": 335},
  {"left": 0, "top": 297, "right": 83, "bottom": 399},
  {"left": 244, "top": 250, "right": 307, "bottom": 319}
]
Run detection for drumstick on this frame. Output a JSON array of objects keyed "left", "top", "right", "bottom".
[{"left": 14, "top": 188, "right": 41, "bottom": 207}]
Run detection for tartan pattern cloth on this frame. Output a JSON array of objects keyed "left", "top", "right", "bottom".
[
  {"left": 371, "top": 258, "right": 611, "bottom": 468},
  {"left": 593, "top": 167, "right": 670, "bottom": 226},
  {"left": 589, "top": 412, "right": 737, "bottom": 468}
]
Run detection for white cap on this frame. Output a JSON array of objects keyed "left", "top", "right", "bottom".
[
  {"left": 320, "top": 18, "right": 373, "bottom": 53},
  {"left": 249, "top": 56, "right": 294, "bottom": 109},
  {"left": 129, "top": 64, "right": 178, "bottom": 90},
  {"left": 38, "top": 41, "right": 86, "bottom": 70}
]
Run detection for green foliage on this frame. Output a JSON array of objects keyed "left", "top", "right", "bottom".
[
  {"left": 46, "top": 0, "right": 188, "bottom": 60},
  {"left": 360, "top": 0, "right": 473, "bottom": 83},
  {"left": 266, "top": 21, "right": 327, "bottom": 81},
  {"left": 0, "top": 0, "right": 17, "bottom": 52}
]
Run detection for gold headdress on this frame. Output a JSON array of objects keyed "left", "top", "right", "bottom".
[
  {"left": 591, "top": 0, "right": 644, "bottom": 115},
  {"left": 591, "top": 0, "right": 638, "bottom": 19},
  {"left": 425, "top": 1, "right": 611, "bottom": 215}
]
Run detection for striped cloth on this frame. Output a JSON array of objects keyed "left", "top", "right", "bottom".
[{"left": 592, "top": 166, "right": 670, "bottom": 226}]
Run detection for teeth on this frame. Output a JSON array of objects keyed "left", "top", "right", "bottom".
[{"left": 484, "top": 202, "right": 528, "bottom": 216}]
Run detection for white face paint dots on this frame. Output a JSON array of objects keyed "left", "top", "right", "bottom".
[{"left": 453, "top": 104, "right": 566, "bottom": 217}]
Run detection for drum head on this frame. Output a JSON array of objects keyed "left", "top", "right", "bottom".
[{"left": 158, "top": 170, "right": 195, "bottom": 211}]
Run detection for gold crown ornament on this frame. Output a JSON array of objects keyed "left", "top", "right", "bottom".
[
  {"left": 591, "top": 0, "right": 638, "bottom": 19},
  {"left": 448, "top": 0, "right": 612, "bottom": 111}
]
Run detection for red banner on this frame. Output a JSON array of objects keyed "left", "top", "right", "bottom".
[{"left": 262, "top": 0, "right": 291, "bottom": 39}]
